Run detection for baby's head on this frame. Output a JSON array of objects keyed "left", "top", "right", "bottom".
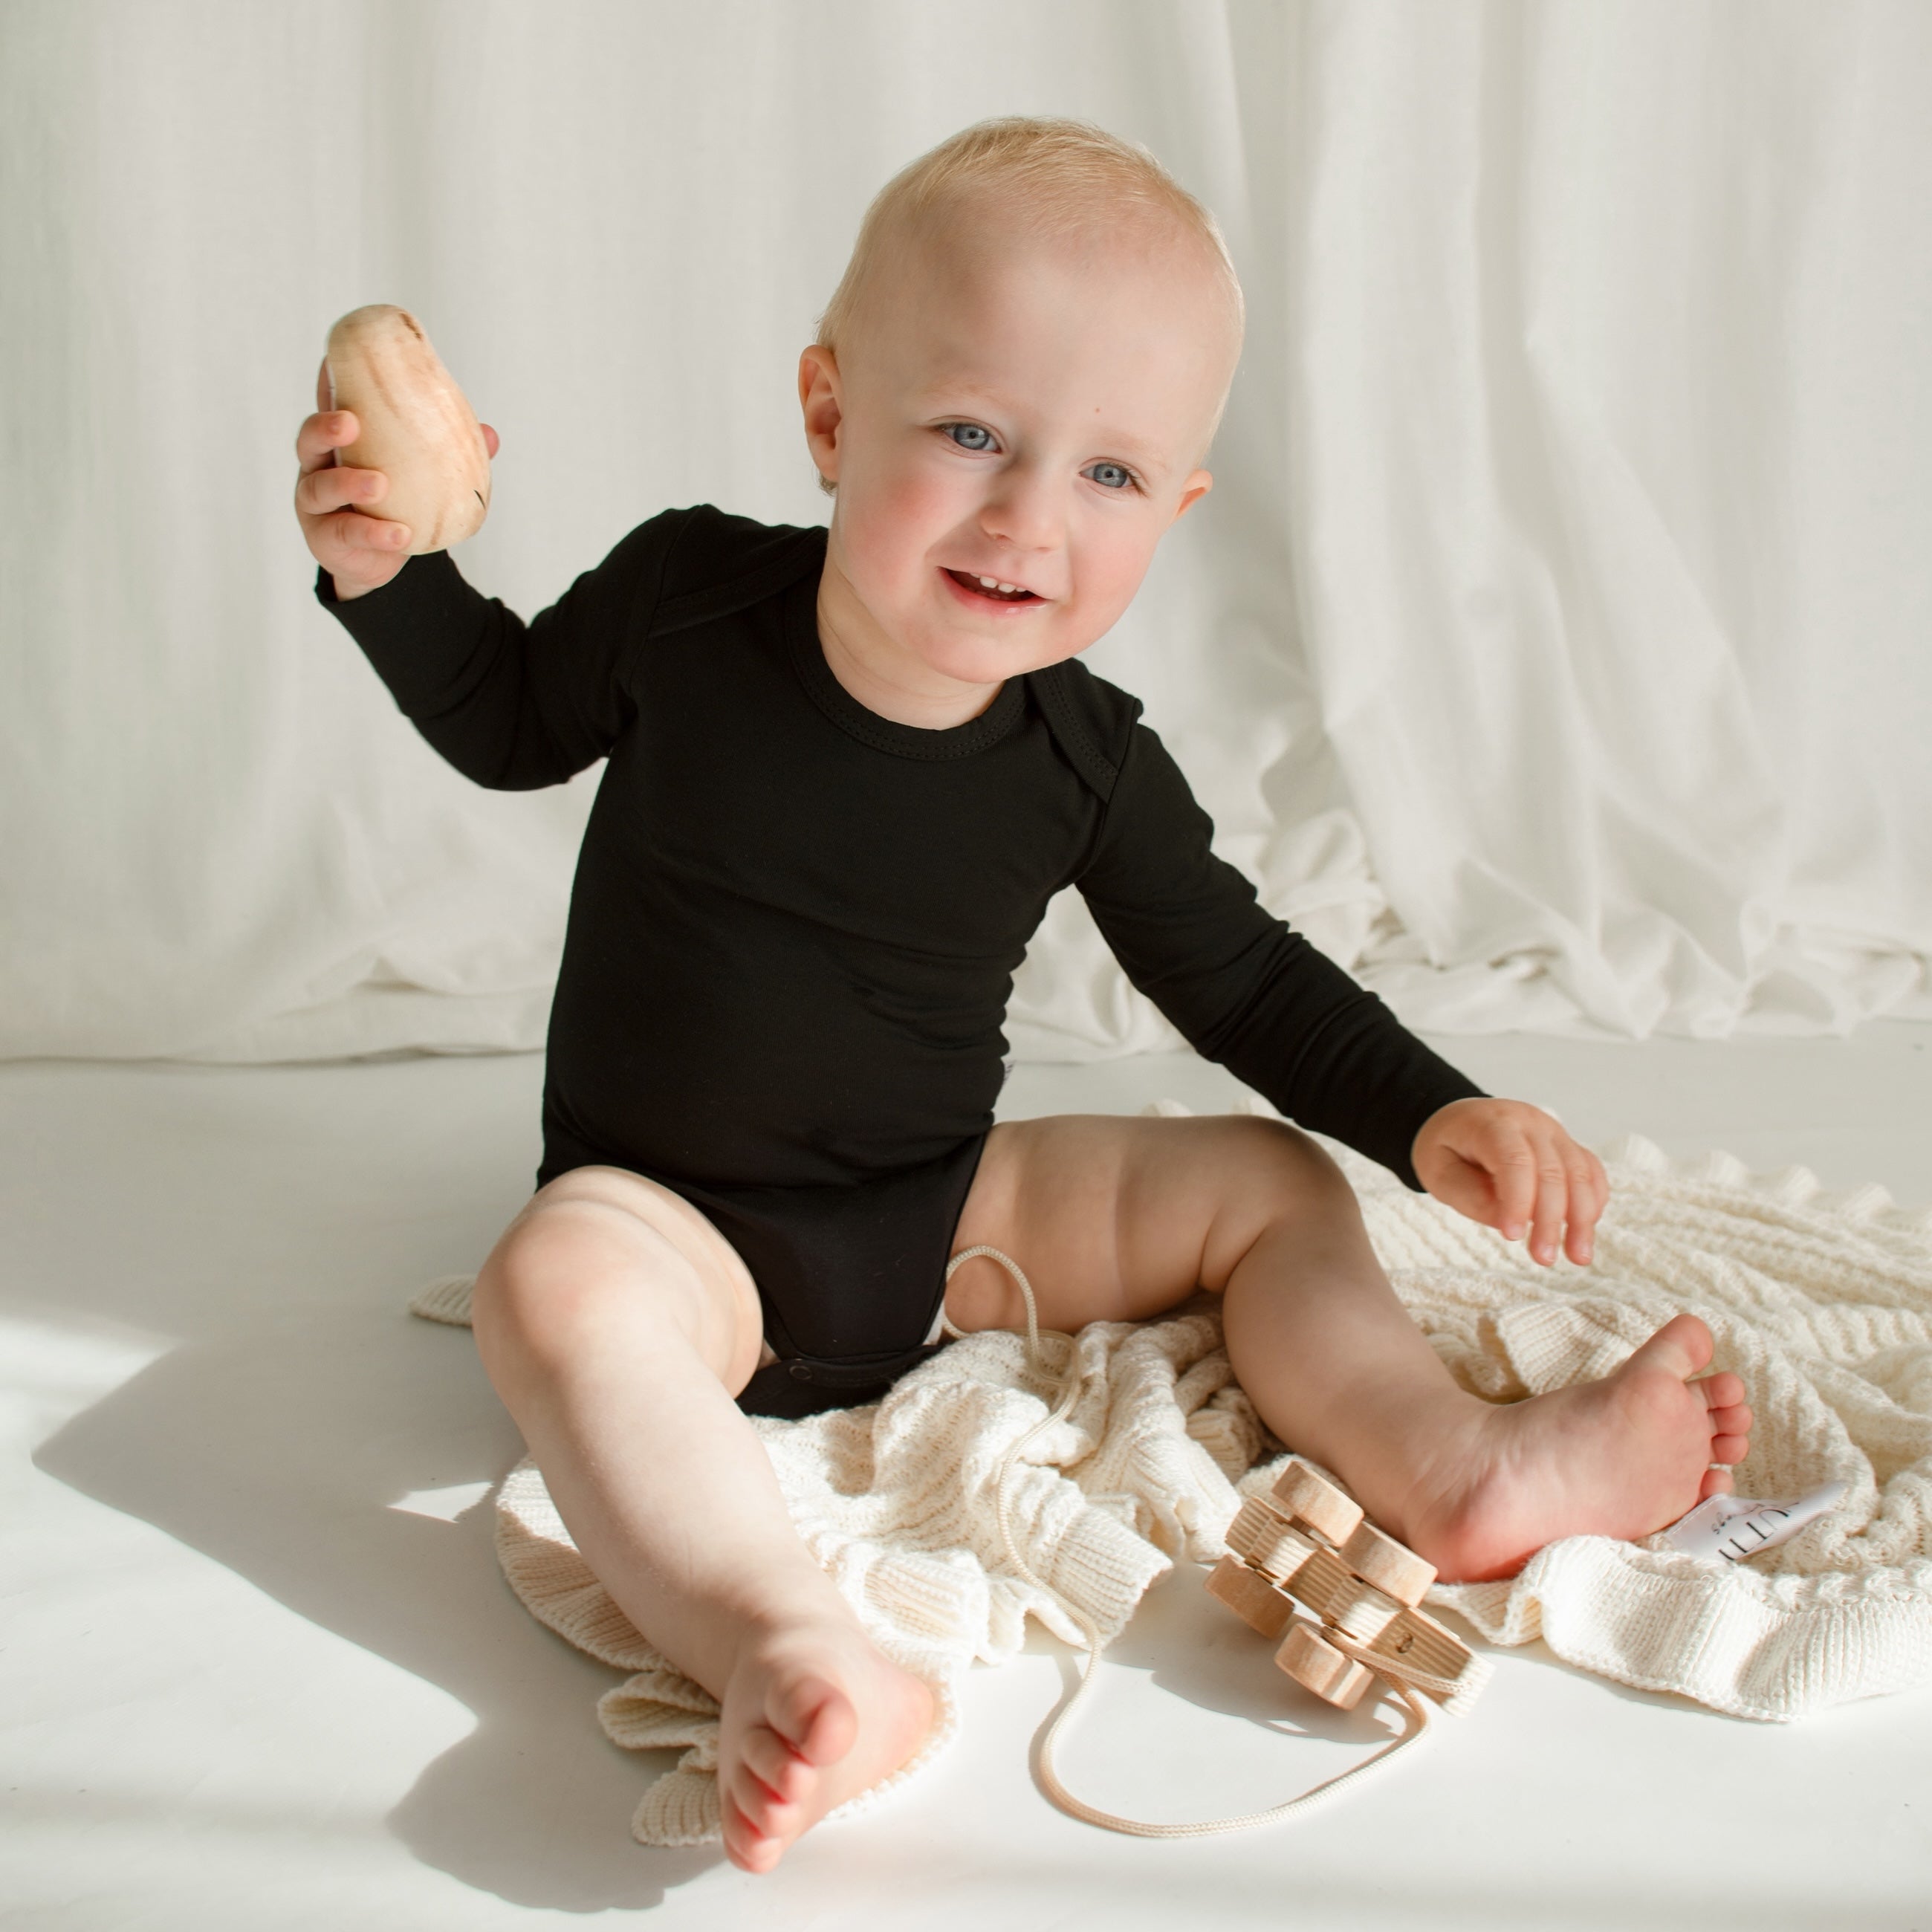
[{"left": 800, "top": 118, "right": 1244, "bottom": 702}]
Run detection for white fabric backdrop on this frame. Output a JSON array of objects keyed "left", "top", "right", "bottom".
[{"left": 2, "top": 0, "right": 1927, "bottom": 1063}]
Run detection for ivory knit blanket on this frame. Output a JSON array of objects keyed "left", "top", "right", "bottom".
[{"left": 409, "top": 1121, "right": 1932, "bottom": 1847}]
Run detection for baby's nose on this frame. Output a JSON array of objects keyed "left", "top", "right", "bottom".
[{"left": 978, "top": 467, "right": 1063, "bottom": 551}]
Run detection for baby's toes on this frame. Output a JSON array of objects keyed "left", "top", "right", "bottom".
[
  {"left": 1709, "top": 1401, "right": 1752, "bottom": 1465},
  {"left": 720, "top": 1789, "right": 782, "bottom": 1873},
  {"left": 741, "top": 1723, "right": 813, "bottom": 1808},
  {"left": 768, "top": 1673, "right": 856, "bottom": 1768},
  {"left": 1631, "top": 1312, "right": 1714, "bottom": 1380},
  {"left": 728, "top": 1757, "right": 788, "bottom": 1830},
  {"left": 1709, "top": 1399, "right": 1751, "bottom": 1438},
  {"left": 1697, "top": 1465, "right": 1736, "bottom": 1500},
  {"left": 1699, "top": 1369, "right": 1746, "bottom": 1412},
  {"left": 725, "top": 1763, "right": 808, "bottom": 1865}
]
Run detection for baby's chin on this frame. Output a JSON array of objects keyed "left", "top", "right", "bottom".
[{"left": 912, "top": 617, "right": 1087, "bottom": 689}]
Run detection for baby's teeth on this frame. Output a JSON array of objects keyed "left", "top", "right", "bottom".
[
  {"left": 996, "top": 583, "right": 1019, "bottom": 594},
  {"left": 977, "top": 575, "right": 999, "bottom": 588}
]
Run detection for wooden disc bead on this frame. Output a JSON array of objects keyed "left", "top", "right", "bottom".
[
  {"left": 1269, "top": 1456, "right": 1364, "bottom": 1547},
  {"left": 1279, "top": 1542, "right": 1403, "bottom": 1644},
  {"left": 1275, "top": 1618, "right": 1374, "bottom": 1710},
  {"left": 1204, "top": 1555, "right": 1293, "bottom": 1639},
  {"left": 1338, "top": 1520, "right": 1436, "bottom": 1607}
]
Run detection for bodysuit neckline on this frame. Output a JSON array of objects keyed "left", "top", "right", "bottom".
[{"left": 782, "top": 571, "right": 1028, "bottom": 762}]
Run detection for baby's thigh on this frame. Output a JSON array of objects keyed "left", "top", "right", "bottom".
[
  {"left": 471, "top": 1164, "right": 766, "bottom": 1395},
  {"left": 950, "top": 1112, "right": 1365, "bottom": 1332}
]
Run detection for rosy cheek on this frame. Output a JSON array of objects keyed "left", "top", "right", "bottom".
[
  {"left": 1074, "top": 525, "right": 1155, "bottom": 619},
  {"left": 848, "top": 467, "right": 956, "bottom": 584}
]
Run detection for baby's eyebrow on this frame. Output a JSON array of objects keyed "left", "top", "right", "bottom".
[{"left": 912, "top": 378, "right": 1020, "bottom": 418}]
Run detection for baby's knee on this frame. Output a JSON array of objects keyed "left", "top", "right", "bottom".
[
  {"left": 1210, "top": 1115, "right": 1365, "bottom": 1252},
  {"left": 471, "top": 1209, "right": 583, "bottom": 1363},
  {"left": 473, "top": 1167, "right": 756, "bottom": 1388},
  {"left": 1228, "top": 1114, "right": 1352, "bottom": 1201},
  {"left": 473, "top": 1179, "right": 665, "bottom": 1359}
]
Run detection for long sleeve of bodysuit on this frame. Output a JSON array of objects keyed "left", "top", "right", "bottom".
[
  {"left": 317, "top": 510, "right": 1485, "bottom": 1192},
  {"left": 1075, "top": 718, "right": 1485, "bottom": 1189},
  {"left": 313, "top": 512, "right": 689, "bottom": 788}
]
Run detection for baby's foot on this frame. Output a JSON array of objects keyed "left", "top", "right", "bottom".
[
  {"left": 716, "top": 1617, "right": 935, "bottom": 1874},
  {"left": 1393, "top": 1314, "right": 1754, "bottom": 1583}
]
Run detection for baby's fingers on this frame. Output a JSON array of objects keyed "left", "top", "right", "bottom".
[
  {"left": 1561, "top": 1146, "right": 1610, "bottom": 1266},
  {"left": 296, "top": 461, "right": 386, "bottom": 519},
  {"left": 1490, "top": 1137, "right": 1539, "bottom": 1246},
  {"left": 1526, "top": 1151, "right": 1572, "bottom": 1267},
  {"left": 296, "top": 414, "right": 362, "bottom": 480},
  {"left": 1528, "top": 1138, "right": 1612, "bottom": 1267},
  {"left": 318, "top": 505, "right": 412, "bottom": 557},
  {"left": 299, "top": 360, "right": 354, "bottom": 468},
  {"left": 294, "top": 458, "right": 411, "bottom": 557}
]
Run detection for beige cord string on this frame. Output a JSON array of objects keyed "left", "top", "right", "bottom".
[{"left": 942, "top": 1243, "right": 1439, "bottom": 1838}]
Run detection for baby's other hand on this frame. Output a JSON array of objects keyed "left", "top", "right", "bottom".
[
  {"left": 294, "top": 357, "right": 499, "bottom": 599},
  {"left": 1411, "top": 1098, "right": 1609, "bottom": 1267}
]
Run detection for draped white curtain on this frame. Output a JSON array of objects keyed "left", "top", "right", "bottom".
[{"left": 3, "top": 0, "right": 1927, "bottom": 1063}]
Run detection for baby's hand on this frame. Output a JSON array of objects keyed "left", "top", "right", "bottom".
[
  {"left": 294, "top": 357, "right": 499, "bottom": 600},
  {"left": 1411, "top": 1097, "right": 1609, "bottom": 1267}
]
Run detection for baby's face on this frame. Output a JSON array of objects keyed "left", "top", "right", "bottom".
[{"left": 802, "top": 224, "right": 1236, "bottom": 707}]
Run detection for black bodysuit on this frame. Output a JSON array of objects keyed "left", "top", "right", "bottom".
[{"left": 318, "top": 505, "right": 1482, "bottom": 1414}]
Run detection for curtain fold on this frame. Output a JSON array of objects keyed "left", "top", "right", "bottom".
[
  {"left": 2, "top": 0, "right": 1925, "bottom": 1062},
  {"left": 1281, "top": 0, "right": 1931, "bottom": 1036}
]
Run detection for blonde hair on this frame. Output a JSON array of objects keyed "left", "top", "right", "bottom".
[{"left": 812, "top": 117, "right": 1244, "bottom": 490}]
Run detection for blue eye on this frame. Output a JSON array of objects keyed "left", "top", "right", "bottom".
[
  {"left": 944, "top": 423, "right": 996, "bottom": 451},
  {"left": 1086, "top": 461, "right": 1135, "bottom": 491}
]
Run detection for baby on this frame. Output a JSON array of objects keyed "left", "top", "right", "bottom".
[{"left": 294, "top": 118, "right": 1751, "bottom": 1872}]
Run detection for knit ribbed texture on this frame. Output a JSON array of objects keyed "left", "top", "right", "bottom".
[
  {"left": 411, "top": 1115, "right": 1932, "bottom": 1844},
  {"left": 1390, "top": 1132, "right": 1932, "bottom": 1719}
]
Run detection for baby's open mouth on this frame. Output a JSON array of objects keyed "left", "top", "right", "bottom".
[{"left": 945, "top": 568, "right": 1040, "bottom": 603}]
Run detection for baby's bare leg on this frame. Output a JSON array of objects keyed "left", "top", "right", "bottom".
[
  {"left": 470, "top": 1167, "right": 932, "bottom": 1873},
  {"left": 950, "top": 1115, "right": 1751, "bottom": 1581}
]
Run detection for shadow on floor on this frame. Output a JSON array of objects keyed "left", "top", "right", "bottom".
[
  {"left": 36, "top": 1300, "right": 721, "bottom": 1910},
  {"left": 16, "top": 1057, "right": 727, "bottom": 1911}
]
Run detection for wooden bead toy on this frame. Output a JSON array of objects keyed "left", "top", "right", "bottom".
[
  {"left": 1275, "top": 1616, "right": 1375, "bottom": 1710},
  {"left": 1225, "top": 1497, "right": 1319, "bottom": 1586},
  {"left": 1205, "top": 1554, "right": 1294, "bottom": 1639},
  {"left": 1270, "top": 1457, "right": 1364, "bottom": 1546},
  {"left": 1206, "top": 1456, "right": 1492, "bottom": 1717},
  {"left": 1338, "top": 1519, "right": 1436, "bottom": 1607},
  {"left": 1361, "top": 1601, "right": 1492, "bottom": 1718}
]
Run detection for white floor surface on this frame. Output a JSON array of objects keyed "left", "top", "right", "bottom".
[{"left": 4, "top": 1028, "right": 1931, "bottom": 1929}]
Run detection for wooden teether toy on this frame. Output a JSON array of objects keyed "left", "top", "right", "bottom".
[
  {"left": 947, "top": 1248, "right": 1488, "bottom": 1836},
  {"left": 324, "top": 305, "right": 491, "bottom": 554},
  {"left": 1208, "top": 1456, "right": 1491, "bottom": 1718}
]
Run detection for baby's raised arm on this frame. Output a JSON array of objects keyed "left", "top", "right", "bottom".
[{"left": 292, "top": 357, "right": 499, "bottom": 600}]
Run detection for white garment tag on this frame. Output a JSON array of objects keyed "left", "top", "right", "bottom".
[{"left": 1656, "top": 1480, "right": 1847, "bottom": 1562}]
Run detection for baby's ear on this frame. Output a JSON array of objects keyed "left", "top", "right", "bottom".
[
  {"left": 798, "top": 346, "right": 844, "bottom": 489},
  {"left": 1173, "top": 468, "right": 1213, "bottom": 519}
]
